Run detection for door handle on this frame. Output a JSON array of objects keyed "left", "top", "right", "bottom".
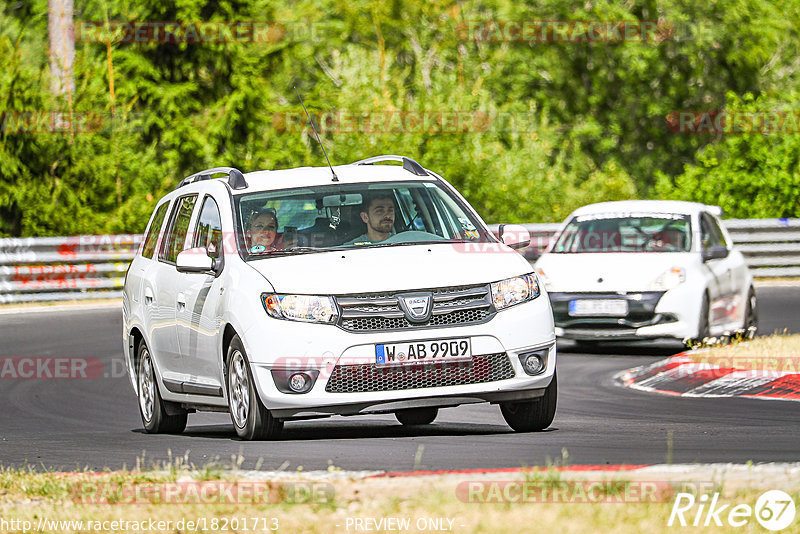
[
  {"left": 177, "top": 293, "right": 186, "bottom": 311},
  {"left": 144, "top": 287, "right": 154, "bottom": 306}
]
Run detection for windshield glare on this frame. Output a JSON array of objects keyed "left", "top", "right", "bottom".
[
  {"left": 552, "top": 213, "right": 692, "bottom": 253},
  {"left": 235, "top": 181, "right": 489, "bottom": 257}
]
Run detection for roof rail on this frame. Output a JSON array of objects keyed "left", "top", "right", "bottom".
[
  {"left": 350, "top": 155, "right": 430, "bottom": 177},
  {"left": 175, "top": 167, "right": 248, "bottom": 190}
]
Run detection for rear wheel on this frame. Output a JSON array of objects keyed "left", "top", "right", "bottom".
[
  {"left": 500, "top": 372, "right": 557, "bottom": 432},
  {"left": 395, "top": 407, "right": 438, "bottom": 426},
  {"left": 744, "top": 287, "right": 758, "bottom": 338},
  {"left": 226, "top": 335, "right": 283, "bottom": 440},
  {"left": 137, "top": 343, "right": 187, "bottom": 434}
]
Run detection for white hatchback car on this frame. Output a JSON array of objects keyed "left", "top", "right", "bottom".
[
  {"left": 534, "top": 200, "right": 757, "bottom": 344},
  {"left": 123, "top": 155, "right": 556, "bottom": 440}
]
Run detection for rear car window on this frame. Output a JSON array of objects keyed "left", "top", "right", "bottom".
[
  {"left": 141, "top": 202, "right": 170, "bottom": 259},
  {"left": 160, "top": 195, "right": 198, "bottom": 263}
]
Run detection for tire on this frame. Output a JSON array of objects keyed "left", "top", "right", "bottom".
[
  {"left": 696, "top": 292, "right": 710, "bottom": 341},
  {"left": 137, "top": 342, "right": 187, "bottom": 434},
  {"left": 395, "top": 407, "right": 438, "bottom": 426},
  {"left": 500, "top": 371, "right": 557, "bottom": 432},
  {"left": 226, "top": 335, "right": 283, "bottom": 441},
  {"left": 744, "top": 287, "right": 758, "bottom": 338}
]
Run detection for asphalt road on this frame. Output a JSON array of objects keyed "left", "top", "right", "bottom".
[{"left": 0, "top": 286, "right": 798, "bottom": 472}]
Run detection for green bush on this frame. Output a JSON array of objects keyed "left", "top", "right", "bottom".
[{"left": 1, "top": 0, "right": 799, "bottom": 236}]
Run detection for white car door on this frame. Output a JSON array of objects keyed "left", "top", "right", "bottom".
[
  {"left": 709, "top": 212, "right": 750, "bottom": 325},
  {"left": 174, "top": 193, "right": 226, "bottom": 396},
  {"left": 134, "top": 200, "right": 170, "bottom": 370},
  {"left": 150, "top": 193, "right": 199, "bottom": 385},
  {"left": 699, "top": 211, "right": 735, "bottom": 326}
]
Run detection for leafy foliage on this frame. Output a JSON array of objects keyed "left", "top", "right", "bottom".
[{"left": 1, "top": 0, "right": 798, "bottom": 236}]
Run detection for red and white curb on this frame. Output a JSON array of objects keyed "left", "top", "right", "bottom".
[{"left": 617, "top": 352, "right": 800, "bottom": 401}]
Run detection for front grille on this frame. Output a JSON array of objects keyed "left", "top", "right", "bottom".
[
  {"left": 324, "top": 352, "right": 515, "bottom": 393},
  {"left": 336, "top": 284, "right": 494, "bottom": 332}
]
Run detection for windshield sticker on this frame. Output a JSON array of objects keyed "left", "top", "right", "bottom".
[
  {"left": 249, "top": 245, "right": 266, "bottom": 253},
  {"left": 464, "top": 229, "right": 480, "bottom": 239},
  {"left": 458, "top": 217, "right": 477, "bottom": 230}
]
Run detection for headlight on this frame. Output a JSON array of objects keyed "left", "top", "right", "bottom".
[
  {"left": 261, "top": 294, "right": 339, "bottom": 324},
  {"left": 651, "top": 267, "right": 686, "bottom": 291},
  {"left": 491, "top": 273, "right": 540, "bottom": 310}
]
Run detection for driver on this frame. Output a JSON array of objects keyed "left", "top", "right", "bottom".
[
  {"left": 650, "top": 228, "right": 683, "bottom": 251},
  {"left": 246, "top": 208, "right": 283, "bottom": 253},
  {"left": 347, "top": 192, "right": 396, "bottom": 245}
]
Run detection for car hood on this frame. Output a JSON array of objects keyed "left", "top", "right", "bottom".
[
  {"left": 247, "top": 243, "right": 533, "bottom": 294},
  {"left": 535, "top": 252, "right": 694, "bottom": 293}
]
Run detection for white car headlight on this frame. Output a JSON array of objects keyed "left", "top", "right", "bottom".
[
  {"left": 491, "top": 273, "right": 541, "bottom": 310},
  {"left": 651, "top": 267, "right": 686, "bottom": 291},
  {"left": 261, "top": 294, "right": 339, "bottom": 324}
]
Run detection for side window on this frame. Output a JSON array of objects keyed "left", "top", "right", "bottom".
[
  {"left": 708, "top": 215, "right": 728, "bottom": 247},
  {"left": 194, "top": 196, "right": 223, "bottom": 259},
  {"left": 141, "top": 202, "right": 169, "bottom": 259},
  {"left": 700, "top": 213, "right": 723, "bottom": 249},
  {"left": 160, "top": 195, "right": 198, "bottom": 263}
]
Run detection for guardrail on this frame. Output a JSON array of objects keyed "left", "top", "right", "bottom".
[
  {"left": 0, "top": 235, "right": 142, "bottom": 304},
  {"left": 1, "top": 219, "right": 798, "bottom": 303}
]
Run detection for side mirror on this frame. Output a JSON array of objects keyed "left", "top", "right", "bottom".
[
  {"left": 498, "top": 224, "right": 531, "bottom": 250},
  {"left": 702, "top": 245, "right": 729, "bottom": 262},
  {"left": 176, "top": 247, "right": 215, "bottom": 274}
]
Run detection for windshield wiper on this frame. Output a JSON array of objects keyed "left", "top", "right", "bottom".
[{"left": 259, "top": 246, "right": 326, "bottom": 256}]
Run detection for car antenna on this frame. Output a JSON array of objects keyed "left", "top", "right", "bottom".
[{"left": 294, "top": 86, "right": 338, "bottom": 182}]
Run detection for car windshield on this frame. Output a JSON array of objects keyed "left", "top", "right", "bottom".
[
  {"left": 234, "top": 180, "right": 491, "bottom": 258},
  {"left": 551, "top": 212, "right": 692, "bottom": 253}
]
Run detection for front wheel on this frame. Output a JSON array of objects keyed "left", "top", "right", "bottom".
[
  {"left": 137, "top": 343, "right": 187, "bottom": 434},
  {"left": 696, "top": 292, "right": 710, "bottom": 341},
  {"left": 500, "top": 372, "right": 557, "bottom": 432},
  {"left": 744, "top": 287, "right": 758, "bottom": 338},
  {"left": 226, "top": 335, "right": 283, "bottom": 441}
]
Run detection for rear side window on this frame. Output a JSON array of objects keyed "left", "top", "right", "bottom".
[
  {"left": 141, "top": 202, "right": 169, "bottom": 259},
  {"left": 194, "top": 196, "right": 223, "bottom": 259},
  {"left": 160, "top": 195, "right": 198, "bottom": 263}
]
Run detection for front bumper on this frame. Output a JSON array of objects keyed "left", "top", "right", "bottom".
[
  {"left": 549, "top": 291, "right": 694, "bottom": 341},
  {"left": 240, "top": 296, "right": 556, "bottom": 418}
]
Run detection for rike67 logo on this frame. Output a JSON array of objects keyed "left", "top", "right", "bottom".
[{"left": 669, "top": 490, "right": 796, "bottom": 531}]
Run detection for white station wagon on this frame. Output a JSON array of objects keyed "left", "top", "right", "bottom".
[
  {"left": 535, "top": 200, "right": 757, "bottom": 345},
  {"left": 123, "top": 156, "right": 557, "bottom": 439}
]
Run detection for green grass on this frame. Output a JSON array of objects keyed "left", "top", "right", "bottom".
[{"left": 1, "top": 462, "right": 799, "bottom": 533}]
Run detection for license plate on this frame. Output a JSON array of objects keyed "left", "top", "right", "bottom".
[
  {"left": 375, "top": 338, "right": 472, "bottom": 366},
  {"left": 569, "top": 299, "right": 628, "bottom": 317}
]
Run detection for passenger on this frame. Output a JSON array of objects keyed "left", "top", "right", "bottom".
[
  {"left": 246, "top": 209, "right": 283, "bottom": 253},
  {"left": 347, "top": 192, "right": 396, "bottom": 245}
]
